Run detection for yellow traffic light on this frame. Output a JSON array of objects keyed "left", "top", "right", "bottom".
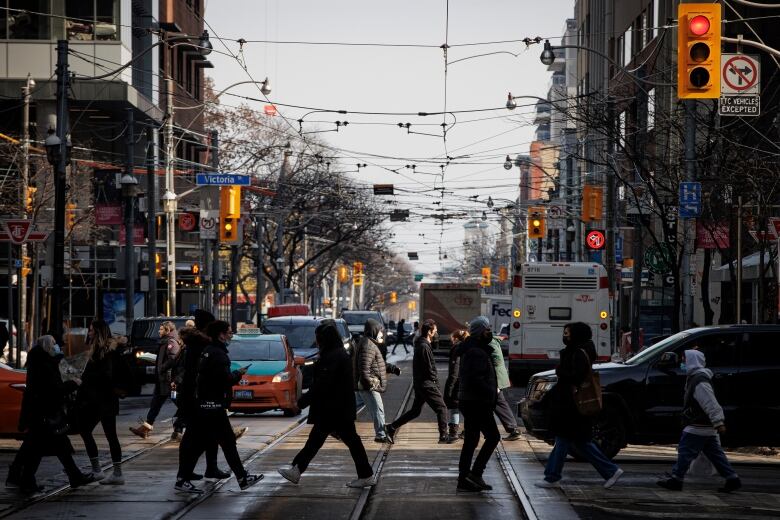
[
  {"left": 527, "top": 206, "right": 546, "bottom": 239},
  {"left": 338, "top": 265, "right": 349, "bottom": 283},
  {"left": 481, "top": 267, "right": 491, "bottom": 287},
  {"left": 65, "top": 202, "right": 77, "bottom": 230},
  {"left": 677, "top": 3, "right": 721, "bottom": 99},
  {"left": 219, "top": 186, "right": 241, "bottom": 243},
  {"left": 498, "top": 266, "right": 508, "bottom": 283},
  {"left": 21, "top": 256, "right": 31, "bottom": 278},
  {"left": 407, "top": 300, "right": 416, "bottom": 311},
  {"left": 25, "top": 186, "right": 37, "bottom": 213},
  {"left": 390, "top": 291, "right": 397, "bottom": 304},
  {"left": 353, "top": 261, "right": 363, "bottom": 286},
  {"left": 581, "top": 185, "right": 604, "bottom": 222},
  {"left": 155, "top": 253, "right": 163, "bottom": 278}
]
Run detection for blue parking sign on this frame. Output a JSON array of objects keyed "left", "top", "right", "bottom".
[{"left": 679, "top": 182, "right": 701, "bottom": 218}]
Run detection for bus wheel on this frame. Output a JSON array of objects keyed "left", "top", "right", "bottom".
[{"left": 591, "top": 409, "right": 626, "bottom": 459}]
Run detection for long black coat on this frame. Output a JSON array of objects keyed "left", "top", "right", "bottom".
[
  {"left": 456, "top": 335, "right": 497, "bottom": 408},
  {"left": 298, "top": 337, "right": 356, "bottom": 429},
  {"left": 177, "top": 327, "right": 211, "bottom": 419},
  {"left": 443, "top": 345, "right": 462, "bottom": 409},
  {"left": 548, "top": 341, "right": 596, "bottom": 441},
  {"left": 78, "top": 348, "right": 121, "bottom": 417},
  {"left": 19, "top": 346, "right": 78, "bottom": 432}
]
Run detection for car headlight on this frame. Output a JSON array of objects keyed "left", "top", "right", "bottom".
[
  {"left": 304, "top": 360, "right": 315, "bottom": 366},
  {"left": 272, "top": 370, "right": 291, "bottom": 383}
]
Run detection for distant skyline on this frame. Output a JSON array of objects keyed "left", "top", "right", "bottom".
[{"left": 204, "top": 0, "right": 575, "bottom": 275}]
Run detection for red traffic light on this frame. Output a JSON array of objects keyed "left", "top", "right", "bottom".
[{"left": 689, "top": 15, "right": 710, "bottom": 36}]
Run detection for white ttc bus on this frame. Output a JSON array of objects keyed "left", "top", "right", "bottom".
[{"left": 508, "top": 262, "right": 611, "bottom": 386}]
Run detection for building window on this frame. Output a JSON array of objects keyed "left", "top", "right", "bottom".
[
  {"left": 8, "top": 0, "right": 50, "bottom": 39},
  {"left": 647, "top": 88, "right": 655, "bottom": 131},
  {"left": 66, "top": 0, "right": 119, "bottom": 41},
  {"left": 641, "top": 11, "right": 649, "bottom": 48},
  {"left": 653, "top": 0, "right": 660, "bottom": 40},
  {"left": 623, "top": 26, "right": 633, "bottom": 66}
]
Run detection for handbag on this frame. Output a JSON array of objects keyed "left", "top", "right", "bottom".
[{"left": 574, "top": 368, "right": 602, "bottom": 416}]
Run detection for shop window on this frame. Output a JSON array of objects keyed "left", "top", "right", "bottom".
[{"left": 9, "top": 0, "right": 51, "bottom": 39}]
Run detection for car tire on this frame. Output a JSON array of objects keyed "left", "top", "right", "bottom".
[
  {"left": 591, "top": 408, "right": 627, "bottom": 459},
  {"left": 283, "top": 407, "right": 301, "bottom": 417}
]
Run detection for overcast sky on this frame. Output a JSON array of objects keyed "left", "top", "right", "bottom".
[{"left": 204, "top": 0, "right": 575, "bottom": 275}]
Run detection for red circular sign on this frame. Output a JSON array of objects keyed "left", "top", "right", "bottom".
[
  {"left": 179, "top": 213, "right": 197, "bottom": 232},
  {"left": 586, "top": 230, "right": 606, "bottom": 250},
  {"left": 722, "top": 56, "right": 758, "bottom": 92}
]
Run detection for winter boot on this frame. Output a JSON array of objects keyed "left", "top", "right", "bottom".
[
  {"left": 129, "top": 421, "right": 152, "bottom": 439},
  {"left": 89, "top": 457, "right": 106, "bottom": 480},
  {"left": 100, "top": 461, "right": 125, "bottom": 485},
  {"left": 448, "top": 424, "right": 460, "bottom": 440},
  {"left": 233, "top": 426, "right": 248, "bottom": 440}
]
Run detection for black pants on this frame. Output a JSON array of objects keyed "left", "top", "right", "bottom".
[
  {"left": 391, "top": 384, "right": 448, "bottom": 436},
  {"left": 177, "top": 408, "right": 245, "bottom": 480},
  {"left": 147, "top": 393, "right": 185, "bottom": 430},
  {"left": 459, "top": 400, "right": 500, "bottom": 478},
  {"left": 391, "top": 336, "right": 409, "bottom": 354},
  {"left": 494, "top": 389, "right": 518, "bottom": 433},
  {"left": 11, "top": 429, "right": 83, "bottom": 486},
  {"left": 292, "top": 422, "right": 373, "bottom": 479},
  {"left": 80, "top": 414, "right": 122, "bottom": 461}
]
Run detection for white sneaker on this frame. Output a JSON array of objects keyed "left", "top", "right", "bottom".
[
  {"left": 278, "top": 465, "right": 301, "bottom": 484},
  {"left": 534, "top": 479, "right": 561, "bottom": 489},
  {"left": 346, "top": 476, "right": 376, "bottom": 488},
  {"left": 604, "top": 468, "right": 624, "bottom": 489}
]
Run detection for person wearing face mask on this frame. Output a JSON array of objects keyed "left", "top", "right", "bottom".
[
  {"left": 278, "top": 322, "right": 375, "bottom": 488},
  {"left": 353, "top": 319, "right": 391, "bottom": 443},
  {"left": 657, "top": 349, "right": 741, "bottom": 493},
  {"left": 536, "top": 322, "right": 623, "bottom": 489},
  {"left": 454, "top": 316, "right": 500, "bottom": 492},
  {"left": 7, "top": 336, "right": 96, "bottom": 493},
  {"left": 385, "top": 319, "right": 455, "bottom": 445}
]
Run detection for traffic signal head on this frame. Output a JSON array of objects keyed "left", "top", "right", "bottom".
[
  {"left": 481, "top": 267, "right": 491, "bottom": 288},
  {"left": 338, "top": 265, "right": 349, "bottom": 283},
  {"left": 220, "top": 218, "right": 237, "bottom": 242},
  {"left": 25, "top": 186, "right": 37, "bottom": 213},
  {"left": 581, "top": 185, "right": 604, "bottom": 222},
  {"left": 191, "top": 263, "right": 200, "bottom": 275},
  {"left": 219, "top": 186, "right": 241, "bottom": 243},
  {"left": 352, "top": 261, "right": 363, "bottom": 286},
  {"left": 65, "top": 202, "right": 77, "bottom": 230},
  {"left": 527, "top": 206, "right": 546, "bottom": 239},
  {"left": 677, "top": 3, "right": 721, "bottom": 99},
  {"left": 155, "top": 253, "right": 163, "bottom": 278}
]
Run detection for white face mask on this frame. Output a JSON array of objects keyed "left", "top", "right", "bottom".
[{"left": 376, "top": 331, "right": 384, "bottom": 344}]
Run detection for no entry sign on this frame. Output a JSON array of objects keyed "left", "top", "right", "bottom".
[{"left": 721, "top": 54, "right": 760, "bottom": 95}]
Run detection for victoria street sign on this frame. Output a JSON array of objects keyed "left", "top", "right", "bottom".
[{"left": 195, "top": 173, "right": 251, "bottom": 186}]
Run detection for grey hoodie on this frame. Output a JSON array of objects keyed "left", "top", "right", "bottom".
[{"left": 683, "top": 349, "right": 725, "bottom": 435}]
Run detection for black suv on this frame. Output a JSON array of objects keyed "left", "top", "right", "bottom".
[
  {"left": 129, "top": 316, "right": 192, "bottom": 394},
  {"left": 261, "top": 316, "right": 353, "bottom": 388},
  {"left": 520, "top": 325, "right": 780, "bottom": 458}
]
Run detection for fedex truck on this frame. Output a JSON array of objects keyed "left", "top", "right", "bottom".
[
  {"left": 482, "top": 295, "right": 512, "bottom": 333},
  {"left": 508, "top": 263, "right": 611, "bottom": 385},
  {"left": 419, "top": 283, "right": 481, "bottom": 354}
]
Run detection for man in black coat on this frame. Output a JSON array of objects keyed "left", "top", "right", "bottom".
[
  {"left": 456, "top": 316, "right": 500, "bottom": 492},
  {"left": 385, "top": 319, "right": 455, "bottom": 444},
  {"left": 174, "top": 321, "right": 262, "bottom": 494},
  {"left": 278, "top": 322, "right": 375, "bottom": 488}
]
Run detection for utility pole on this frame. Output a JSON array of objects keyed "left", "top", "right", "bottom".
[
  {"left": 275, "top": 148, "right": 292, "bottom": 304},
  {"left": 164, "top": 78, "right": 176, "bottom": 315},
  {"left": 255, "top": 216, "right": 264, "bottom": 325},
  {"left": 123, "top": 109, "right": 135, "bottom": 336},
  {"left": 681, "top": 99, "right": 697, "bottom": 329},
  {"left": 52, "top": 40, "right": 69, "bottom": 342},
  {"left": 146, "top": 126, "right": 157, "bottom": 317},
  {"left": 605, "top": 94, "right": 617, "bottom": 349},
  {"left": 210, "top": 130, "right": 219, "bottom": 314},
  {"left": 19, "top": 74, "right": 33, "bottom": 357},
  {"left": 230, "top": 244, "right": 238, "bottom": 331},
  {"left": 736, "top": 196, "right": 743, "bottom": 324}
]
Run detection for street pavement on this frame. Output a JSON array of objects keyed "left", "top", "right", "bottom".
[{"left": 1, "top": 358, "right": 778, "bottom": 519}]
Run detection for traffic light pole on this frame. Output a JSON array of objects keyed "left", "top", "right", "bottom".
[
  {"left": 208, "top": 130, "right": 219, "bottom": 314},
  {"left": 19, "top": 75, "right": 32, "bottom": 358},
  {"left": 255, "top": 216, "right": 265, "bottom": 326},
  {"left": 146, "top": 126, "right": 157, "bottom": 317},
  {"left": 52, "top": 40, "right": 69, "bottom": 342},
  {"left": 164, "top": 78, "right": 177, "bottom": 315},
  {"left": 124, "top": 109, "right": 135, "bottom": 336},
  {"left": 681, "top": 99, "right": 696, "bottom": 329}
]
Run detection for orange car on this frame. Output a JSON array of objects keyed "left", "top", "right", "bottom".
[
  {"left": 0, "top": 363, "right": 26, "bottom": 438},
  {"left": 227, "top": 332, "right": 304, "bottom": 417}
]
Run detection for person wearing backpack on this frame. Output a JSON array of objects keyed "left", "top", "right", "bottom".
[
  {"left": 535, "top": 322, "right": 623, "bottom": 489},
  {"left": 77, "top": 320, "right": 126, "bottom": 484}
]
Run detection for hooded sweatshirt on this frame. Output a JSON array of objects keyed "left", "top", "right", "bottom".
[
  {"left": 353, "top": 318, "right": 387, "bottom": 392},
  {"left": 682, "top": 349, "right": 724, "bottom": 436}
]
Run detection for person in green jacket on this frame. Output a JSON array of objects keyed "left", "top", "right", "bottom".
[{"left": 490, "top": 336, "right": 522, "bottom": 441}]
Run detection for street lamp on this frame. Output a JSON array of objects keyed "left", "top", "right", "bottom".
[
  {"left": 540, "top": 39, "right": 556, "bottom": 66},
  {"left": 503, "top": 156, "right": 513, "bottom": 170},
  {"left": 120, "top": 173, "right": 139, "bottom": 334},
  {"left": 198, "top": 30, "right": 212, "bottom": 55}
]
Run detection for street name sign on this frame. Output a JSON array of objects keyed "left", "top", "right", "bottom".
[
  {"left": 679, "top": 182, "right": 701, "bottom": 218},
  {"left": 195, "top": 173, "right": 251, "bottom": 186}
]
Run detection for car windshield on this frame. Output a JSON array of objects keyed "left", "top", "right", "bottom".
[
  {"left": 228, "top": 339, "right": 287, "bottom": 361},
  {"left": 342, "top": 313, "right": 378, "bottom": 326},
  {"left": 261, "top": 323, "right": 318, "bottom": 350},
  {"left": 624, "top": 331, "right": 690, "bottom": 366}
]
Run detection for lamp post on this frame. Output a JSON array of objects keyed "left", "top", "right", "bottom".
[
  {"left": 120, "top": 172, "right": 139, "bottom": 335},
  {"left": 19, "top": 74, "right": 34, "bottom": 358}
]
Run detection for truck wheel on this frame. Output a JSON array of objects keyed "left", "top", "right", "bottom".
[{"left": 591, "top": 409, "right": 626, "bottom": 459}]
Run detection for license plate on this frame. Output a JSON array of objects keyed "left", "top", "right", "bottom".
[
  {"left": 145, "top": 366, "right": 156, "bottom": 374},
  {"left": 234, "top": 390, "right": 253, "bottom": 400}
]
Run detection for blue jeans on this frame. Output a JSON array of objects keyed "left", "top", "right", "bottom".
[
  {"left": 356, "top": 390, "right": 386, "bottom": 438},
  {"left": 672, "top": 432, "right": 738, "bottom": 481},
  {"left": 544, "top": 437, "right": 619, "bottom": 483}
]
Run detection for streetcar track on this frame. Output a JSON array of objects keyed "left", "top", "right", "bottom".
[{"left": 496, "top": 441, "right": 537, "bottom": 520}]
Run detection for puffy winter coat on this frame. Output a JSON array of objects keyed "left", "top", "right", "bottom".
[
  {"left": 456, "top": 335, "right": 497, "bottom": 407},
  {"left": 298, "top": 325, "right": 356, "bottom": 428},
  {"left": 19, "top": 346, "right": 78, "bottom": 432},
  {"left": 155, "top": 333, "right": 181, "bottom": 396},
  {"left": 353, "top": 319, "right": 388, "bottom": 392}
]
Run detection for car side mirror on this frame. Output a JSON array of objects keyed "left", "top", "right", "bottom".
[
  {"left": 656, "top": 351, "right": 678, "bottom": 370},
  {"left": 294, "top": 356, "right": 305, "bottom": 366}
]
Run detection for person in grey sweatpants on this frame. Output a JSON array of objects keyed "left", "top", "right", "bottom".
[{"left": 489, "top": 337, "right": 522, "bottom": 440}]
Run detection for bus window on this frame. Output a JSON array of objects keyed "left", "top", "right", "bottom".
[{"left": 549, "top": 307, "right": 571, "bottom": 320}]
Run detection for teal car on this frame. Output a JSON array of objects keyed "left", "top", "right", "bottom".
[{"left": 227, "top": 332, "right": 304, "bottom": 416}]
